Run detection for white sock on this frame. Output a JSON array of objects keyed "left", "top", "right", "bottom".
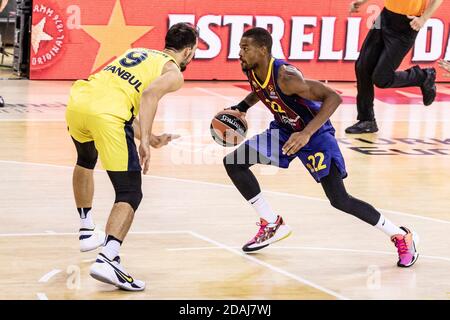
[
  {"left": 375, "top": 215, "right": 406, "bottom": 237},
  {"left": 79, "top": 209, "right": 95, "bottom": 230},
  {"left": 248, "top": 193, "right": 278, "bottom": 223},
  {"left": 101, "top": 235, "right": 121, "bottom": 260}
]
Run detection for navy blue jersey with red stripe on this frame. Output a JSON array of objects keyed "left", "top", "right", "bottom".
[{"left": 247, "top": 58, "right": 335, "bottom": 135}]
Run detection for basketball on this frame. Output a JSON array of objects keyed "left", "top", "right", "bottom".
[
  {"left": 210, "top": 109, "right": 248, "bottom": 146},
  {"left": 2, "top": 2, "right": 448, "bottom": 303}
]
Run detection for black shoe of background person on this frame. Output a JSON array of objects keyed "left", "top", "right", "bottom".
[
  {"left": 421, "top": 68, "right": 436, "bottom": 106},
  {"left": 345, "top": 120, "right": 379, "bottom": 134}
]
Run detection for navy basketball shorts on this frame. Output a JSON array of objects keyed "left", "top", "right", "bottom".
[{"left": 245, "top": 120, "right": 348, "bottom": 182}]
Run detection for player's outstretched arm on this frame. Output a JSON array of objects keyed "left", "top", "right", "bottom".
[
  {"left": 278, "top": 65, "right": 342, "bottom": 156},
  {"left": 132, "top": 118, "right": 180, "bottom": 148},
  {"left": 138, "top": 62, "right": 184, "bottom": 174},
  {"left": 243, "top": 92, "right": 260, "bottom": 109},
  {"left": 278, "top": 65, "right": 342, "bottom": 137},
  {"left": 228, "top": 92, "right": 260, "bottom": 116}
]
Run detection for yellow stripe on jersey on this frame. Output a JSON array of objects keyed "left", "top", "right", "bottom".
[
  {"left": 67, "top": 49, "right": 177, "bottom": 121},
  {"left": 385, "top": 0, "right": 428, "bottom": 16},
  {"left": 252, "top": 58, "right": 275, "bottom": 89}
]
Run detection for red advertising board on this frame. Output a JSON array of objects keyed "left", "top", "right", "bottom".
[{"left": 30, "top": 0, "right": 450, "bottom": 81}]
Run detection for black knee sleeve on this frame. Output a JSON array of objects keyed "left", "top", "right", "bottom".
[
  {"left": 329, "top": 195, "right": 351, "bottom": 212},
  {"left": 223, "top": 154, "right": 251, "bottom": 177},
  {"left": 77, "top": 154, "right": 98, "bottom": 170},
  {"left": 223, "top": 153, "right": 261, "bottom": 201},
  {"left": 321, "top": 163, "right": 381, "bottom": 226},
  {"left": 72, "top": 138, "right": 98, "bottom": 169},
  {"left": 107, "top": 171, "right": 143, "bottom": 211},
  {"left": 222, "top": 143, "right": 274, "bottom": 200}
]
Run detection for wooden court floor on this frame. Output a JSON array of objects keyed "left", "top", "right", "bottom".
[{"left": 0, "top": 80, "right": 449, "bottom": 300}]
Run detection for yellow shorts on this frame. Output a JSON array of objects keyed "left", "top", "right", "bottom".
[{"left": 65, "top": 108, "right": 140, "bottom": 172}]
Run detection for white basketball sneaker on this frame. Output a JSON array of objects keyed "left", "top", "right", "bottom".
[
  {"left": 90, "top": 253, "right": 145, "bottom": 291},
  {"left": 242, "top": 215, "right": 292, "bottom": 252},
  {"left": 79, "top": 228, "right": 105, "bottom": 252}
]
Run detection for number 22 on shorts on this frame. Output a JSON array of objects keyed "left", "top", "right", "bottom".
[{"left": 306, "top": 152, "right": 327, "bottom": 173}]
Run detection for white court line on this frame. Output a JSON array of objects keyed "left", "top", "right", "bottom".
[
  {"left": 0, "top": 232, "right": 77, "bottom": 237},
  {"left": 0, "top": 159, "right": 448, "bottom": 225},
  {"left": 3, "top": 229, "right": 447, "bottom": 263},
  {"left": 0, "top": 230, "right": 191, "bottom": 237},
  {"left": 38, "top": 269, "right": 62, "bottom": 283},
  {"left": 167, "top": 245, "right": 450, "bottom": 263},
  {"left": 194, "top": 87, "right": 239, "bottom": 103},
  {"left": 36, "top": 293, "right": 48, "bottom": 300},
  {"left": 167, "top": 246, "right": 245, "bottom": 251},
  {"left": 188, "top": 230, "right": 349, "bottom": 300},
  {"left": 147, "top": 175, "right": 450, "bottom": 225},
  {"left": 34, "top": 231, "right": 188, "bottom": 300},
  {"left": 25, "top": 229, "right": 346, "bottom": 300},
  {"left": 128, "top": 230, "right": 189, "bottom": 235}
]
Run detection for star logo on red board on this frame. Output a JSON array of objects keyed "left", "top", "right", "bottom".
[
  {"left": 30, "top": 1, "right": 66, "bottom": 70},
  {"left": 31, "top": 17, "right": 53, "bottom": 54},
  {"left": 82, "top": 0, "right": 155, "bottom": 72}
]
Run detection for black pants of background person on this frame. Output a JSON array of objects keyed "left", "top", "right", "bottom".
[{"left": 347, "top": 8, "right": 432, "bottom": 133}]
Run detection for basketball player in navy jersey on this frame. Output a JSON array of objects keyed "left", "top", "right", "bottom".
[{"left": 223, "top": 27, "right": 419, "bottom": 267}]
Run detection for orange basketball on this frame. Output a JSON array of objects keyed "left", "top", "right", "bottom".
[{"left": 210, "top": 110, "right": 248, "bottom": 146}]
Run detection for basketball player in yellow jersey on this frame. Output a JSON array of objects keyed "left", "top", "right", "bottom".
[
  {"left": 345, "top": 0, "right": 443, "bottom": 134},
  {"left": 65, "top": 23, "right": 198, "bottom": 291}
]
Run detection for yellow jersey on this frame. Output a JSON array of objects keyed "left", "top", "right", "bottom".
[
  {"left": 67, "top": 48, "right": 178, "bottom": 121},
  {"left": 385, "top": 0, "right": 428, "bottom": 16}
]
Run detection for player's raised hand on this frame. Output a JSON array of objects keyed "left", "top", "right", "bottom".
[
  {"left": 438, "top": 60, "right": 450, "bottom": 77},
  {"left": 150, "top": 133, "right": 181, "bottom": 148},
  {"left": 282, "top": 131, "right": 311, "bottom": 156},
  {"left": 407, "top": 15, "right": 426, "bottom": 31},
  {"left": 139, "top": 143, "right": 151, "bottom": 174},
  {"left": 349, "top": 0, "right": 367, "bottom": 13}
]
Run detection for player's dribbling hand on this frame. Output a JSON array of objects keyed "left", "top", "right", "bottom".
[
  {"left": 226, "top": 106, "right": 247, "bottom": 118},
  {"left": 438, "top": 60, "right": 450, "bottom": 77},
  {"left": 282, "top": 131, "right": 311, "bottom": 156},
  {"left": 150, "top": 133, "right": 181, "bottom": 148},
  {"left": 407, "top": 15, "right": 426, "bottom": 31},
  {"left": 349, "top": 0, "right": 366, "bottom": 13},
  {"left": 139, "top": 143, "right": 151, "bottom": 174}
]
